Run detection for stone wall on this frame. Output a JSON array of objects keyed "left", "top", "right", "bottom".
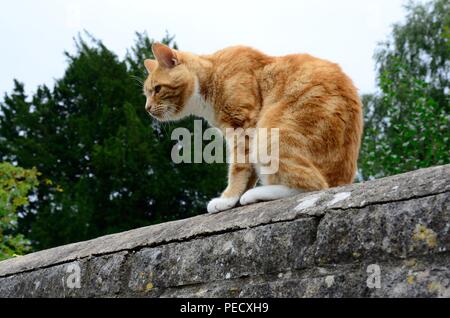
[{"left": 0, "top": 165, "right": 448, "bottom": 298}]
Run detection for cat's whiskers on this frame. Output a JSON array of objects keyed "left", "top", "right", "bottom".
[{"left": 130, "top": 75, "right": 144, "bottom": 88}]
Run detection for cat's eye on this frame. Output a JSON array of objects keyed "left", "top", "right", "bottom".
[{"left": 154, "top": 85, "right": 162, "bottom": 94}]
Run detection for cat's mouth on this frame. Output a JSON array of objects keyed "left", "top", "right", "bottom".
[{"left": 147, "top": 104, "right": 176, "bottom": 121}]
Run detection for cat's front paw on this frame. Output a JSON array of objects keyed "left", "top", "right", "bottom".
[{"left": 207, "top": 197, "right": 239, "bottom": 214}]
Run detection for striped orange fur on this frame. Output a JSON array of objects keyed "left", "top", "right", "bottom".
[{"left": 143, "top": 43, "right": 363, "bottom": 213}]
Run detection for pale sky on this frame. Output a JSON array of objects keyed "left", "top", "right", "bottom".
[{"left": 0, "top": 0, "right": 412, "bottom": 99}]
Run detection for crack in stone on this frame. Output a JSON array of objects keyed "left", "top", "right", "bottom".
[{"left": 0, "top": 219, "right": 312, "bottom": 279}]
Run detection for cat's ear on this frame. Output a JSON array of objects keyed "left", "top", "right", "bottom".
[
  {"left": 152, "top": 43, "right": 179, "bottom": 69},
  {"left": 144, "top": 59, "right": 157, "bottom": 74}
]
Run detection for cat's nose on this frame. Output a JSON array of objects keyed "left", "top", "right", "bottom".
[
  {"left": 145, "top": 102, "right": 153, "bottom": 113},
  {"left": 145, "top": 97, "right": 153, "bottom": 113}
]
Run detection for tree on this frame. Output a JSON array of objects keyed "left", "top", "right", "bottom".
[
  {"left": 0, "top": 32, "right": 227, "bottom": 251},
  {"left": 0, "top": 163, "right": 39, "bottom": 260},
  {"left": 359, "top": 0, "right": 449, "bottom": 180}
]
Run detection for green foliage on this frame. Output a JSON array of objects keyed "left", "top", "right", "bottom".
[
  {"left": 359, "top": 0, "right": 449, "bottom": 179},
  {"left": 0, "top": 32, "right": 227, "bottom": 251},
  {"left": 0, "top": 163, "right": 39, "bottom": 260}
]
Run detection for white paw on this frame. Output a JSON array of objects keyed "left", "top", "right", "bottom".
[
  {"left": 240, "top": 185, "right": 303, "bottom": 206},
  {"left": 239, "top": 189, "right": 259, "bottom": 206},
  {"left": 207, "top": 197, "right": 239, "bottom": 214}
]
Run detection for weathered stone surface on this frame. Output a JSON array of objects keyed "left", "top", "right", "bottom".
[
  {"left": 160, "top": 254, "right": 450, "bottom": 298},
  {"left": 314, "top": 193, "right": 449, "bottom": 264},
  {"left": 125, "top": 218, "right": 317, "bottom": 296},
  {"left": 0, "top": 164, "right": 448, "bottom": 298}
]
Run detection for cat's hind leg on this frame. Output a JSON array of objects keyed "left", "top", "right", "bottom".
[
  {"left": 239, "top": 185, "right": 302, "bottom": 206},
  {"left": 240, "top": 156, "right": 329, "bottom": 206}
]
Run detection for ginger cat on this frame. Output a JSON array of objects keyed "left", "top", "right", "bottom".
[{"left": 143, "top": 43, "right": 363, "bottom": 213}]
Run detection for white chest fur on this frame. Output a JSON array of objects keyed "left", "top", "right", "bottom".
[{"left": 184, "top": 77, "right": 217, "bottom": 126}]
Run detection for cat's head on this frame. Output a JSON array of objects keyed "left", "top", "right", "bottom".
[{"left": 143, "top": 43, "right": 196, "bottom": 121}]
